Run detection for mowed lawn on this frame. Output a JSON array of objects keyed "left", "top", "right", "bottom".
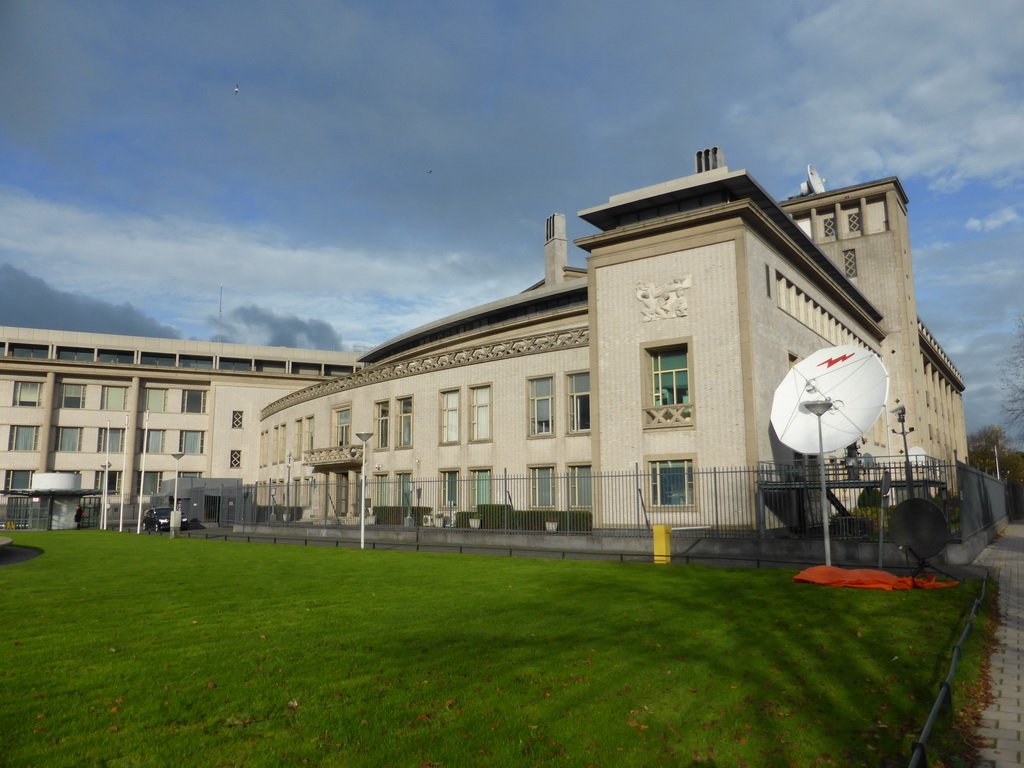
[{"left": 0, "top": 532, "right": 987, "bottom": 768}]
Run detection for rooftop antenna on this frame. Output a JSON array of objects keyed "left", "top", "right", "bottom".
[
  {"left": 800, "top": 164, "right": 827, "bottom": 196},
  {"left": 770, "top": 345, "right": 888, "bottom": 565}
]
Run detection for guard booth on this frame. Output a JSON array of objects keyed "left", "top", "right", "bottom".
[
  {"left": 157, "top": 477, "right": 243, "bottom": 527},
  {"left": 2, "top": 473, "right": 100, "bottom": 530}
]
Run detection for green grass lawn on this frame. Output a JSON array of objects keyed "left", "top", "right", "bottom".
[{"left": 0, "top": 532, "right": 989, "bottom": 767}]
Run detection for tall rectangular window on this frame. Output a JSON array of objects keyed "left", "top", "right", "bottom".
[
  {"left": 144, "top": 389, "right": 167, "bottom": 412},
  {"left": 569, "top": 465, "right": 592, "bottom": 508},
  {"left": 182, "top": 390, "right": 207, "bottom": 414},
  {"left": 376, "top": 401, "right": 390, "bottom": 449},
  {"left": 141, "top": 429, "right": 166, "bottom": 454},
  {"left": 651, "top": 348, "right": 689, "bottom": 406},
  {"left": 567, "top": 373, "right": 590, "bottom": 433},
  {"left": 397, "top": 397, "right": 413, "bottom": 447},
  {"left": 470, "top": 385, "right": 491, "bottom": 441},
  {"left": 61, "top": 383, "right": 86, "bottom": 409},
  {"left": 138, "top": 471, "right": 162, "bottom": 495},
  {"left": 650, "top": 460, "right": 694, "bottom": 506},
  {"left": 101, "top": 386, "right": 128, "bottom": 410},
  {"left": 179, "top": 430, "right": 205, "bottom": 454},
  {"left": 529, "top": 377, "right": 553, "bottom": 436},
  {"left": 229, "top": 450, "right": 242, "bottom": 469},
  {"left": 13, "top": 381, "right": 42, "bottom": 407},
  {"left": 440, "top": 390, "right": 459, "bottom": 444},
  {"left": 530, "top": 466, "right": 555, "bottom": 507},
  {"left": 843, "top": 249, "right": 858, "bottom": 278},
  {"left": 57, "top": 426, "right": 83, "bottom": 452},
  {"left": 98, "top": 470, "right": 121, "bottom": 493},
  {"left": 9, "top": 426, "right": 39, "bottom": 451},
  {"left": 305, "top": 416, "right": 315, "bottom": 452},
  {"left": 335, "top": 408, "right": 351, "bottom": 446},
  {"left": 471, "top": 469, "right": 491, "bottom": 507},
  {"left": 97, "top": 427, "right": 126, "bottom": 453},
  {"left": 373, "top": 474, "right": 389, "bottom": 506},
  {"left": 232, "top": 410, "right": 244, "bottom": 429},
  {"left": 396, "top": 472, "right": 413, "bottom": 507},
  {"left": 440, "top": 471, "right": 459, "bottom": 509}
]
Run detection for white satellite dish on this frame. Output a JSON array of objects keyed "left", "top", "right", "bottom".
[
  {"left": 770, "top": 345, "right": 889, "bottom": 455},
  {"left": 800, "top": 164, "right": 827, "bottom": 196}
]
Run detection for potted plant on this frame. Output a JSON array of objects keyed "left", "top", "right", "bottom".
[
  {"left": 545, "top": 518, "right": 559, "bottom": 532},
  {"left": 469, "top": 517, "right": 482, "bottom": 529}
]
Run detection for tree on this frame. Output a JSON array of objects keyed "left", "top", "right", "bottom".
[
  {"left": 968, "top": 425, "right": 1024, "bottom": 484},
  {"left": 1004, "top": 316, "right": 1024, "bottom": 435}
]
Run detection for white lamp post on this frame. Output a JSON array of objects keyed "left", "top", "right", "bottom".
[
  {"left": 136, "top": 411, "right": 150, "bottom": 534},
  {"left": 170, "top": 452, "right": 185, "bottom": 538},
  {"left": 355, "top": 431, "right": 373, "bottom": 550},
  {"left": 804, "top": 400, "right": 835, "bottom": 567}
]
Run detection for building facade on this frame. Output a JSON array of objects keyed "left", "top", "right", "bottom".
[
  {"left": 256, "top": 153, "right": 967, "bottom": 527},
  {"left": 0, "top": 327, "right": 359, "bottom": 497}
]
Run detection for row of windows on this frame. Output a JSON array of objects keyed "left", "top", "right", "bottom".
[
  {"left": 3, "top": 468, "right": 206, "bottom": 494},
  {"left": 4, "top": 343, "right": 353, "bottom": 376},
  {"left": 11, "top": 383, "right": 212, "bottom": 414},
  {"left": 7, "top": 425, "right": 207, "bottom": 454},
  {"left": 368, "top": 460, "right": 694, "bottom": 510}
]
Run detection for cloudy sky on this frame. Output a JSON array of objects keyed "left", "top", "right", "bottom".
[{"left": 0, "top": 0, "right": 1021, "bottom": 434}]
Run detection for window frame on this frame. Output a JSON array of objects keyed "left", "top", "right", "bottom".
[
  {"left": 60, "top": 383, "right": 86, "bottom": 409},
  {"left": 144, "top": 388, "right": 168, "bottom": 413},
  {"left": 396, "top": 397, "right": 413, "bottom": 448},
  {"left": 470, "top": 385, "right": 491, "bottom": 442},
  {"left": 13, "top": 381, "right": 42, "bottom": 407},
  {"left": 528, "top": 376, "right": 554, "bottom": 437},
  {"left": 440, "top": 390, "right": 460, "bottom": 444},
  {"left": 375, "top": 401, "right": 390, "bottom": 450},
  {"left": 529, "top": 465, "right": 556, "bottom": 508},
  {"left": 649, "top": 458, "right": 695, "bottom": 507},
  {"left": 181, "top": 389, "right": 208, "bottom": 414},
  {"left": 179, "top": 430, "right": 205, "bottom": 455},
  {"left": 567, "top": 372, "right": 591, "bottom": 433},
  {"left": 57, "top": 426, "right": 83, "bottom": 452},
  {"left": 568, "top": 465, "right": 592, "bottom": 508},
  {"left": 97, "top": 427, "right": 126, "bottom": 453},
  {"left": 335, "top": 407, "right": 352, "bottom": 446},
  {"left": 9, "top": 425, "right": 40, "bottom": 451},
  {"left": 440, "top": 470, "right": 459, "bottom": 509}
]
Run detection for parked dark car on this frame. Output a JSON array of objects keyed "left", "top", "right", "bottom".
[{"left": 142, "top": 507, "right": 189, "bottom": 532}]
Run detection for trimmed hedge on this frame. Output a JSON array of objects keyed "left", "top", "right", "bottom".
[
  {"left": 455, "top": 507, "right": 593, "bottom": 532},
  {"left": 370, "top": 506, "right": 432, "bottom": 526}
]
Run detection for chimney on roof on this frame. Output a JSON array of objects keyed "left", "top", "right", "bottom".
[
  {"left": 544, "top": 213, "right": 567, "bottom": 285},
  {"left": 695, "top": 146, "right": 725, "bottom": 174}
]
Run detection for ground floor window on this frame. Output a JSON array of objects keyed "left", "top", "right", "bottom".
[
  {"left": 530, "top": 466, "right": 555, "bottom": 508},
  {"left": 440, "top": 471, "right": 459, "bottom": 508},
  {"left": 650, "top": 459, "right": 694, "bottom": 506},
  {"left": 568, "top": 465, "right": 592, "bottom": 508},
  {"left": 471, "top": 469, "right": 491, "bottom": 506}
]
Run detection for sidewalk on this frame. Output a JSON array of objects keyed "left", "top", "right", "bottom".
[{"left": 972, "top": 519, "right": 1024, "bottom": 767}]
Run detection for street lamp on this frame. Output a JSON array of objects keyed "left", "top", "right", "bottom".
[
  {"left": 890, "top": 405, "right": 915, "bottom": 499},
  {"left": 355, "top": 432, "right": 373, "bottom": 550},
  {"left": 804, "top": 399, "right": 834, "bottom": 567},
  {"left": 100, "top": 463, "right": 111, "bottom": 530},
  {"left": 170, "top": 452, "right": 185, "bottom": 538}
]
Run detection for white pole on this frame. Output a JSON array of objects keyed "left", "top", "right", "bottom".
[
  {"left": 355, "top": 432, "right": 373, "bottom": 550},
  {"left": 101, "top": 419, "right": 111, "bottom": 530},
  {"left": 995, "top": 443, "right": 1001, "bottom": 480},
  {"left": 817, "top": 414, "right": 832, "bottom": 567},
  {"left": 119, "top": 414, "right": 128, "bottom": 532},
  {"left": 136, "top": 411, "right": 149, "bottom": 534},
  {"left": 170, "top": 453, "right": 184, "bottom": 538}
]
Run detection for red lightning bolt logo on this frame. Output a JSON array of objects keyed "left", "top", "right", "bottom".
[{"left": 817, "top": 353, "right": 855, "bottom": 369}]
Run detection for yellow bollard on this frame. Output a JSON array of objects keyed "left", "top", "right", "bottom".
[{"left": 653, "top": 525, "right": 672, "bottom": 564}]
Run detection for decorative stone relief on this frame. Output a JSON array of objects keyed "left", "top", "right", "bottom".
[
  {"left": 636, "top": 277, "right": 691, "bottom": 322},
  {"left": 262, "top": 326, "right": 590, "bottom": 419}
]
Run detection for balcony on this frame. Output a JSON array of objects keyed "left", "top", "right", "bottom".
[
  {"left": 643, "top": 404, "right": 694, "bottom": 429},
  {"left": 303, "top": 445, "right": 364, "bottom": 468}
]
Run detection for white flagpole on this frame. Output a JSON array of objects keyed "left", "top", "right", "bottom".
[
  {"left": 136, "top": 411, "right": 150, "bottom": 534},
  {"left": 119, "top": 414, "right": 129, "bottom": 532},
  {"left": 101, "top": 419, "right": 111, "bottom": 530}
]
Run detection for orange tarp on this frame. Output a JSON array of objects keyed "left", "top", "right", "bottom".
[{"left": 793, "top": 565, "right": 958, "bottom": 590}]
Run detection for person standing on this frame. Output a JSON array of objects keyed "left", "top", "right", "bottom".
[{"left": 74, "top": 504, "right": 84, "bottom": 529}]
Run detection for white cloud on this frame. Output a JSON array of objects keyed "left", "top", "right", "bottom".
[{"left": 966, "top": 207, "right": 1020, "bottom": 232}]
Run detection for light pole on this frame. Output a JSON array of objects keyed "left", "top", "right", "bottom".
[
  {"left": 890, "top": 405, "right": 915, "bottom": 499},
  {"left": 136, "top": 410, "right": 150, "bottom": 534},
  {"left": 356, "top": 432, "right": 373, "bottom": 550},
  {"left": 804, "top": 400, "right": 834, "bottom": 567},
  {"left": 170, "top": 452, "right": 185, "bottom": 538},
  {"left": 100, "top": 462, "right": 111, "bottom": 530},
  {"left": 286, "top": 452, "right": 293, "bottom": 520}
]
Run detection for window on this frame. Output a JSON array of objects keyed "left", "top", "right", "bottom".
[
  {"left": 232, "top": 410, "right": 244, "bottom": 429},
  {"left": 440, "top": 471, "right": 459, "bottom": 509},
  {"left": 530, "top": 466, "right": 555, "bottom": 507},
  {"left": 440, "top": 391, "right": 459, "bottom": 444},
  {"left": 144, "top": 389, "right": 167, "bottom": 412},
  {"left": 471, "top": 469, "right": 491, "bottom": 507},
  {"left": 397, "top": 397, "right": 413, "bottom": 447},
  {"left": 182, "top": 390, "right": 207, "bottom": 414},
  {"left": 335, "top": 408, "right": 351, "bottom": 446},
  {"left": 396, "top": 472, "right": 413, "bottom": 508},
  {"left": 470, "top": 386, "right": 491, "bottom": 441},
  {"left": 843, "top": 249, "right": 857, "bottom": 278},
  {"left": 9, "top": 426, "right": 39, "bottom": 451},
  {"left": 179, "top": 355, "right": 213, "bottom": 369},
  {"left": 138, "top": 471, "right": 162, "bottom": 495},
  {"left": 651, "top": 348, "right": 689, "bottom": 406},
  {"left": 219, "top": 357, "right": 251, "bottom": 371},
  {"left": 373, "top": 474, "right": 389, "bottom": 506},
  {"left": 822, "top": 215, "right": 836, "bottom": 238},
  {"left": 375, "top": 401, "right": 390, "bottom": 449},
  {"left": 305, "top": 416, "right": 315, "bottom": 452},
  {"left": 10, "top": 343, "right": 48, "bottom": 358},
  {"left": 529, "top": 377, "right": 553, "bottom": 436},
  {"left": 61, "top": 383, "right": 86, "bottom": 409},
  {"left": 98, "top": 350, "right": 133, "bottom": 364},
  {"left": 5, "top": 470, "right": 33, "bottom": 490},
  {"left": 141, "top": 429, "right": 166, "bottom": 454},
  {"left": 13, "top": 381, "right": 42, "bottom": 407},
  {"left": 57, "top": 347, "right": 93, "bottom": 361},
  {"left": 847, "top": 210, "right": 861, "bottom": 234},
  {"left": 229, "top": 449, "right": 242, "bottom": 469},
  {"left": 97, "top": 427, "right": 125, "bottom": 453},
  {"left": 179, "top": 430, "right": 205, "bottom": 454},
  {"left": 568, "top": 465, "right": 592, "bottom": 508},
  {"left": 57, "top": 427, "right": 83, "bottom": 452},
  {"left": 140, "top": 352, "right": 175, "bottom": 367},
  {"left": 650, "top": 460, "right": 694, "bottom": 506},
  {"left": 567, "top": 373, "right": 590, "bottom": 433},
  {"left": 101, "top": 386, "right": 128, "bottom": 411}
]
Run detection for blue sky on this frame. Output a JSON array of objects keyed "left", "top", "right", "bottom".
[{"left": 0, "top": 0, "right": 1021, "bottom": 435}]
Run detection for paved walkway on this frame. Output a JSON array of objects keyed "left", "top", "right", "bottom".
[{"left": 973, "top": 519, "right": 1024, "bottom": 767}]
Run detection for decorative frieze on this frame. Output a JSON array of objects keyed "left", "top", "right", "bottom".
[
  {"left": 636, "top": 277, "right": 691, "bottom": 322},
  {"left": 261, "top": 326, "right": 590, "bottom": 420},
  {"left": 304, "top": 445, "right": 363, "bottom": 467}
]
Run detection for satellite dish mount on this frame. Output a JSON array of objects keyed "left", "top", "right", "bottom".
[{"left": 800, "top": 164, "right": 827, "bottom": 196}]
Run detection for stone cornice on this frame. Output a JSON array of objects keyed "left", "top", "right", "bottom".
[{"left": 261, "top": 325, "right": 590, "bottom": 421}]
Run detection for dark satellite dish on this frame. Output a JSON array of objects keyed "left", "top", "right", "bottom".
[{"left": 888, "top": 498, "right": 955, "bottom": 580}]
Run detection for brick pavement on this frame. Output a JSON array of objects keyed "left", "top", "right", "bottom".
[{"left": 973, "top": 519, "right": 1024, "bottom": 768}]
